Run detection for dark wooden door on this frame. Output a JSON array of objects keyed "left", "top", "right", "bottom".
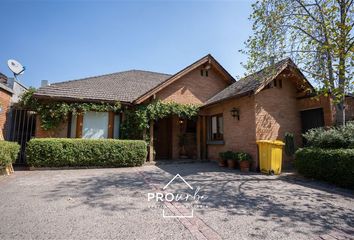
[
  {"left": 300, "top": 108, "right": 325, "bottom": 133},
  {"left": 155, "top": 117, "right": 171, "bottom": 159}
]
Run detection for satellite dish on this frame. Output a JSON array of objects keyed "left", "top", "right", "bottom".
[{"left": 7, "top": 59, "right": 25, "bottom": 77}]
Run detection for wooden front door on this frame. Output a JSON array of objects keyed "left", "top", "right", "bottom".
[{"left": 155, "top": 117, "right": 172, "bottom": 159}]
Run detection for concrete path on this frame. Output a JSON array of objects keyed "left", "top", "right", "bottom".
[{"left": 0, "top": 162, "right": 353, "bottom": 240}]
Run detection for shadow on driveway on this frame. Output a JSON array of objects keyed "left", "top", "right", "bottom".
[{"left": 155, "top": 162, "right": 354, "bottom": 237}]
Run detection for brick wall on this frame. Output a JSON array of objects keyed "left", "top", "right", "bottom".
[
  {"left": 345, "top": 97, "right": 354, "bottom": 122},
  {"left": 201, "top": 74, "right": 319, "bottom": 169},
  {"left": 155, "top": 66, "right": 231, "bottom": 159},
  {"left": 35, "top": 115, "right": 68, "bottom": 138},
  {"left": 255, "top": 75, "right": 302, "bottom": 164},
  {"left": 201, "top": 95, "right": 257, "bottom": 164},
  {"left": 0, "top": 89, "right": 12, "bottom": 139},
  {"left": 156, "top": 66, "right": 230, "bottom": 104}
]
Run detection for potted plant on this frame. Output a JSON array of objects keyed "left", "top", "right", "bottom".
[
  {"left": 238, "top": 152, "right": 252, "bottom": 172},
  {"left": 227, "top": 152, "right": 237, "bottom": 169},
  {"left": 218, "top": 151, "right": 233, "bottom": 167}
]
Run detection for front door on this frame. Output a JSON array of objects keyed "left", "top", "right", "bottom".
[{"left": 154, "top": 117, "right": 172, "bottom": 159}]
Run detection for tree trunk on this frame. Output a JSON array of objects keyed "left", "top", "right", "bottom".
[
  {"left": 335, "top": 102, "right": 345, "bottom": 126},
  {"left": 336, "top": 0, "right": 347, "bottom": 126}
]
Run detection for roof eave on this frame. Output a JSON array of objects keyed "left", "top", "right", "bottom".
[
  {"left": 0, "top": 83, "right": 14, "bottom": 95},
  {"left": 254, "top": 59, "right": 315, "bottom": 95},
  {"left": 33, "top": 94, "right": 132, "bottom": 106},
  {"left": 201, "top": 90, "right": 254, "bottom": 109}
]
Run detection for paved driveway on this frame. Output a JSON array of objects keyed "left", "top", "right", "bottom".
[{"left": 0, "top": 162, "right": 353, "bottom": 240}]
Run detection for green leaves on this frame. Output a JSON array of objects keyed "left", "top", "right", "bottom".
[
  {"left": 0, "top": 141, "right": 20, "bottom": 166},
  {"left": 18, "top": 90, "right": 121, "bottom": 130},
  {"left": 295, "top": 147, "right": 354, "bottom": 189},
  {"left": 26, "top": 139, "right": 147, "bottom": 167},
  {"left": 121, "top": 101, "right": 199, "bottom": 140},
  {"left": 303, "top": 122, "right": 354, "bottom": 149},
  {"left": 284, "top": 132, "right": 296, "bottom": 156},
  {"left": 243, "top": 0, "right": 354, "bottom": 112}
]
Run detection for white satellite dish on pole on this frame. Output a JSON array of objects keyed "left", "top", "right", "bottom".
[{"left": 7, "top": 59, "right": 25, "bottom": 80}]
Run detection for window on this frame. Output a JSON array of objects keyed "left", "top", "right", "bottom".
[
  {"left": 264, "top": 79, "right": 282, "bottom": 90},
  {"left": 200, "top": 69, "right": 209, "bottom": 77},
  {"left": 82, "top": 112, "right": 109, "bottom": 139},
  {"left": 208, "top": 114, "right": 223, "bottom": 141}
]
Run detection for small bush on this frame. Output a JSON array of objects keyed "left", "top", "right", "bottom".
[
  {"left": 0, "top": 141, "right": 20, "bottom": 167},
  {"left": 295, "top": 148, "right": 354, "bottom": 189},
  {"left": 26, "top": 138, "right": 147, "bottom": 167},
  {"left": 236, "top": 152, "right": 253, "bottom": 163},
  {"left": 303, "top": 122, "right": 354, "bottom": 149},
  {"left": 219, "top": 151, "right": 235, "bottom": 160},
  {"left": 284, "top": 132, "right": 296, "bottom": 156}
]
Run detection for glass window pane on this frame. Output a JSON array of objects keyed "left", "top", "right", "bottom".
[
  {"left": 211, "top": 116, "right": 217, "bottom": 134},
  {"left": 83, "top": 112, "right": 108, "bottom": 139},
  {"left": 70, "top": 114, "right": 77, "bottom": 138},
  {"left": 218, "top": 116, "right": 223, "bottom": 134}
]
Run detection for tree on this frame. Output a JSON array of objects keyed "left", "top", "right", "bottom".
[{"left": 242, "top": 0, "right": 354, "bottom": 125}]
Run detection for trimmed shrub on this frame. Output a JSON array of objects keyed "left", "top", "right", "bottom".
[
  {"left": 0, "top": 141, "right": 20, "bottom": 167},
  {"left": 295, "top": 148, "right": 354, "bottom": 189},
  {"left": 26, "top": 138, "right": 147, "bottom": 167},
  {"left": 284, "top": 132, "right": 296, "bottom": 156},
  {"left": 303, "top": 122, "right": 354, "bottom": 149}
]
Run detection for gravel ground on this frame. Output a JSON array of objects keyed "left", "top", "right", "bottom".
[{"left": 0, "top": 162, "right": 353, "bottom": 240}]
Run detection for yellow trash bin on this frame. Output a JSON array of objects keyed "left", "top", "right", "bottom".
[{"left": 256, "top": 140, "right": 285, "bottom": 175}]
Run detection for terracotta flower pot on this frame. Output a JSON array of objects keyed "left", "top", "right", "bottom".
[
  {"left": 227, "top": 159, "right": 236, "bottom": 169},
  {"left": 218, "top": 158, "right": 227, "bottom": 167},
  {"left": 239, "top": 160, "right": 250, "bottom": 172}
]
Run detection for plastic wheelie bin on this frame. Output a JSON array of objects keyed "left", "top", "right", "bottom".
[{"left": 256, "top": 140, "right": 285, "bottom": 175}]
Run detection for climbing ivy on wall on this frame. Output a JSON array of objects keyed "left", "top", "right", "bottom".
[
  {"left": 19, "top": 88, "right": 121, "bottom": 131},
  {"left": 20, "top": 89, "right": 199, "bottom": 136},
  {"left": 121, "top": 101, "right": 200, "bottom": 139}
]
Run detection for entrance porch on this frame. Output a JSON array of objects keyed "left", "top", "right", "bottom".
[{"left": 148, "top": 116, "right": 206, "bottom": 161}]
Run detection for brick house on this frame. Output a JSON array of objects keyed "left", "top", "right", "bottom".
[
  {"left": 0, "top": 73, "right": 14, "bottom": 140},
  {"left": 32, "top": 55, "right": 353, "bottom": 167}
]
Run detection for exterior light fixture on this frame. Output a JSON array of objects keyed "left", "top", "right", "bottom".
[{"left": 230, "top": 107, "right": 240, "bottom": 120}]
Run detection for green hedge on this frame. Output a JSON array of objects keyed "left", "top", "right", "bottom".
[
  {"left": 295, "top": 148, "right": 354, "bottom": 189},
  {"left": 0, "top": 141, "right": 20, "bottom": 167},
  {"left": 303, "top": 122, "right": 354, "bottom": 149},
  {"left": 26, "top": 138, "right": 147, "bottom": 167}
]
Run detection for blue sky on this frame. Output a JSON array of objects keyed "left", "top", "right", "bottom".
[{"left": 0, "top": 1, "right": 253, "bottom": 88}]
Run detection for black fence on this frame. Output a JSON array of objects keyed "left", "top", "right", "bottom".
[{"left": 6, "top": 108, "right": 36, "bottom": 165}]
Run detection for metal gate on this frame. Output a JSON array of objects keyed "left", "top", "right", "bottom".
[{"left": 7, "top": 108, "right": 36, "bottom": 165}]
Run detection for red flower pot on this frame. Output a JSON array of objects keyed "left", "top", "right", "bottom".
[{"left": 239, "top": 160, "right": 250, "bottom": 172}]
